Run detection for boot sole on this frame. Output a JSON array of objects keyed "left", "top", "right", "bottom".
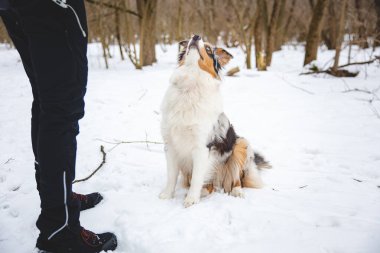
[{"left": 37, "top": 234, "right": 117, "bottom": 253}]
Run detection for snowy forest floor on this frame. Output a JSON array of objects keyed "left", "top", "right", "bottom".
[{"left": 1, "top": 44, "right": 380, "bottom": 253}]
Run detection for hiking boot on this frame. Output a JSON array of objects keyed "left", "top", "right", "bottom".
[
  {"left": 72, "top": 192, "right": 103, "bottom": 211},
  {"left": 36, "top": 227, "right": 117, "bottom": 253}
]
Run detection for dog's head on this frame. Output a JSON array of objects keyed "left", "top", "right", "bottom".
[{"left": 178, "top": 35, "right": 233, "bottom": 79}]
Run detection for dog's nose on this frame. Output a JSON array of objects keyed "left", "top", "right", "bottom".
[{"left": 193, "top": 35, "right": 201, "bottom": 41}]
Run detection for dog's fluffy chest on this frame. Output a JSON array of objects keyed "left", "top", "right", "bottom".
[{"left": 161, "top": 68, "right": 223, "bottom": 151}]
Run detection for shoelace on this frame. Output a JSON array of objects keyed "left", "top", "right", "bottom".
[
  {"left": 51, "top": 0, "right": 87, "bottom": 37},
  {"left": 72, "top": 193, "right": 88, "bottom": 202},
  {"left": 81, "top": 229, "right": 101, "bottom": 246}
]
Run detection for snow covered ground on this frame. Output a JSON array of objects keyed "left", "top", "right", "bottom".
[{"left": 1, "top": 43, "right": 380, "bottom": 253}]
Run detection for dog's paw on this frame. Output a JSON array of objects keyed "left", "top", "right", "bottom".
[
  {"left": 231, "top": 187, "right": 245, "bottom": 198},
  {"left": 183, "top": 195, "right": 199, "bottom": 208},
  {"left": 159, "top": 190, "right": 174, "bottom": 199}
]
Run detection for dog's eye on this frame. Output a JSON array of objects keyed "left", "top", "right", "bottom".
[{"left": 205, "top": 46, "right": 213, "bottom": 56}]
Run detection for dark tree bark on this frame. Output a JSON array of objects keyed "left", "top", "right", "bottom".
[
  {"left": 137, "top": 0, "right": 157, "bottom": 66},
  {"left": 332, "top": 0, "right": 348, "bottom": 71},
  {"left": 304, "top": 0, "right": 329, "bottom": 66},
  {"left": 283, "top": 0, "right": 297, "bottom": 44},
  {"left": 374, "top": 0, "right": 380, "bottom": 47},
  {"left": 274, "top": 0, "right": 288, "bottom": 50},
  {"left": 354, "top": 0, "right": 369, "bottom": 48},
  {"left": 266, "top": 0, "right": 282, "bottom": 66},
  {"left": 255, "top": 0, "right": 269, "bottom": 71},
  {"left": 322, "top": 1, "right": 337, "bottom": 50}
]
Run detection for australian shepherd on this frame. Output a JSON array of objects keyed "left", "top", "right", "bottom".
[{"left": 159, "top": 35, "right": 270, "bottom": 207}]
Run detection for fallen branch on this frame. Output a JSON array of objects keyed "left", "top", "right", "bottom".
[
  {"left": 96, "top": 139, "right": 163, "bottom": 145},
  {"left": 96, "top": 138, "right": 164, "bottom": 152},
  {"left": 338, "top": 57, "right": 380, "bottom": 68},
  {"left": 226, "top": 66, "right": 240, "bottom": 76},
  {"left": 342, "top": 85, "right": 380, "bottom": 119},
  {"left": 342, "top": 88, "right": 372, "bottom": 94},
  {"left": 3, "top": 158, "right": 14, "bottom": 165},
  {"left": 73, "top": 145, "right": 106, "bottom": 184},
  {"left": 301, "top": 56, "right": 380, "bottom": 76}
]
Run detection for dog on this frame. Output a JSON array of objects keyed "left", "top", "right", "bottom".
[{"left": 159, "top": 35, "right": 270, "bottom": 207}]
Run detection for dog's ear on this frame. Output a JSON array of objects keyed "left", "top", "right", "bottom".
[
  {"left": 214, "top": 48, "right": 233, "bottom": 67},
  {"left": 179, "top": 40, "right": 189, "bottom": 49}
]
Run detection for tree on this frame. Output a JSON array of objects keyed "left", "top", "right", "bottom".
[
  {"left": 374, "top": 0, "right": 380, "bottom": 47},
  {"left": 266, "top": 0, "right": 283, "bottom": 66},
  {"left": 254, "top": 0, "right": 269, "bottom": 71},
  {"left": 332, "top": 0, "right": 348, "bottom": 72},
  {"left": 137, "top": 0, "right": 158, "bottom": 67},
  {"left": 304, "top": 0, "right": 329, "bottom": 66},
  {"left": 354, "top": 0, "right": 369, "bottom": 48},
  {"left": 230, "top": 0, "right": 256, "bottom": 69}
]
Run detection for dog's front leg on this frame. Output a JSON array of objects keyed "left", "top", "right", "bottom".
[
  {"left": 184, "top": 147, "right": 209, "bottom": 207},
  {"left": 159, "top": 145, "right": 179, "bottom": 199}
]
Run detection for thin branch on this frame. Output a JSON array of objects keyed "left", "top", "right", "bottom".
[
  {"left": 342, "top": 88, "right": 372, "bottom": 94},
  {"left": 301, "top": 56, "right": 380, "bottom": 75},
  {"left": 96, "top": 138, "right": 163, "bottom": 145},
  {"left": 338, "top": 56, "right": 380, "bottom": 68},
  {"left": 276, "top": 73, "right": 315, "bottom": 95},
  {"left": 3, "top": 158, "right": 14, "bottom": 165},
  {"left": 73, "top": 145, "right": 106, "bottom": 184},
  {"left": 85, "top": 0, "right": 141, "bottom": 18}
]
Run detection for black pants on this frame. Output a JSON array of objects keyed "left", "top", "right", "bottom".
[{"left": 1, "top": 0, "right": 88, "bottom": 239}]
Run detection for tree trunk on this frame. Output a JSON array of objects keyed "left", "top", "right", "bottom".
[
  {"left": 354, "top": 0, "right": 369, "bottom": 48},
  {"left": 255, "top": 0, "right": 269, "bottom": 71},
  {"left": 304, "top": 0, "right": 329, "bottom": 66},
  {"left": 322, "top": 1, "right": 337, "bottom": 50},
  {"left": 175, "top": 0, "right": 183, "bottom": 41},
  {"left": 274, "top": 0, "right": 288, "bottom": 50},
  {"left": 332, "top": 0, "right": 348, "bottom": 71},
  {"left": 115, "top": 8, "right": 125, "bottom": 61},
  {"left": 266, "top": 0, "right": 282, "bottom": 66},
  {"left": 374, "top": 0, "right": 380, "bottom": 47},
  {"left": 137, "top": 0, "right": 157, "bottom": 67},
  {"left": 283, "top": 0, "right": 297, "bottom": 45}
]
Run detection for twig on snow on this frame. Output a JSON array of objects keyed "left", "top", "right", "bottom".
[
  {"left": 73, "top": 145, "right": 106, "bottom": 184},
  {"left": 353, "top": 178, "right": 362, "bottom": 183},
  {"left": 95, "top": 138, "right": 164, "bottom": 152},
  {"left": 3, "top": 158, "right": 14, "bottom": 165},
  {"left": 276, "top": 74, "right": 315, "bottom": 95}
]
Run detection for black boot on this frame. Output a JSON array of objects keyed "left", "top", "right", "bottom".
[
  {"left": 72, "top": 192, "right": 103, "bottom": 211},
  {"left": 36, "top": 227, "right": 117, "bottom": 253}
]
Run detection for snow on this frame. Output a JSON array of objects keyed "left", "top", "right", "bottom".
[{"left": 1, "top": 43, "right": 380, "bottom": 253}]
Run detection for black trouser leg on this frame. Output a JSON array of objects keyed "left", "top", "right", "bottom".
[
  {"left": 1, "top": 0, "right": 88, "bottom": 239},
  {"left": 0, "top": 9, "right": 41, "bottom": 191}
]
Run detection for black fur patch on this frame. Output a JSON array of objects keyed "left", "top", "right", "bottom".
[
  {"left": 212, "top": 49, "right": 222, "bottom": 75},
  {"left": 254, "top": 152, "right": 271, "bottom": 169},
  {"left": 207, "top": 125, "right": 237, "bottom": 155},
  {"left": 178, "top": 49, "right": 186, "bottom": 63}
]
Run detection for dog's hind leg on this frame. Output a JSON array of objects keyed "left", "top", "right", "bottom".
[{"left": 159, "top": 145, "right": 179, "bottom": 199}]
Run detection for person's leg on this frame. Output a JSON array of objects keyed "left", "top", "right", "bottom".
[
  {"left": 12, "top": 0, "right": 84, "bottom": 238},
  {"left": 2, "top": 1, "right": 116, "bottom": 251},
  {"left": 0, "top": 9, "right": 41, "bottom": 192}
]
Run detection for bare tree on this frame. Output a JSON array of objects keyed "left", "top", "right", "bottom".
[
  {"left": 231, "top": 0, "right": 256, "bottom": 69},
  {"left": 304, "top": 0, "right": 329, "bottom": 66},
  {"left": 267, "top": 0, "right": 282, "bottom": 66},
  {"left": 332, "top": 0, "right": 348, "bottom": 72},
  {"left": 255, "top": 0, "right": 269, "bottom": 71}
]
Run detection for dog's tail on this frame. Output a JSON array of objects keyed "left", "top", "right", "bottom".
[{"left": 253, "top": 152, "right": 272, "bottom": 169}]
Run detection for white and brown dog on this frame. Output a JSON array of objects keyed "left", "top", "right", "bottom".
[{"left": 159, "top": 35, "right": 270, "bottom": 207}]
